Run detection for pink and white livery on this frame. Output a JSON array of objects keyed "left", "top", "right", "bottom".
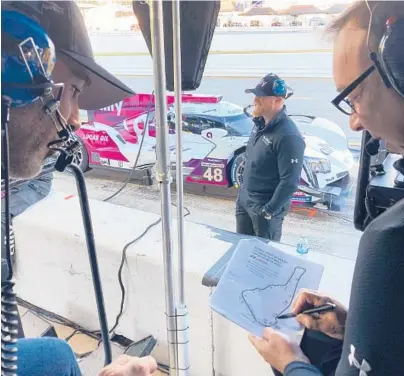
[{"left": 72, "top": 93, "right": 355, "bottom": 211}]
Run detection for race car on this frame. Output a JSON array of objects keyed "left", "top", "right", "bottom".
[{"left": 72, "top": 93, "right": 354, "bottom": 210}]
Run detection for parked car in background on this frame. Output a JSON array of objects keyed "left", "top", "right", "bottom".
[
  {"left": 68, "top": 93, "right": 354, "bottom": 211},
  {"left": 309, "top": 17, "right": 326, "bottom": 26},
  {"left": 290, "top": 20, "right": 303, "bottom": 26}
]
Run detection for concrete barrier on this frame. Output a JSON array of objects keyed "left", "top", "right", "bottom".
[
  {"left": 13, "top": 191, "right": 355, "bottom": 375},
  {"left": 88, "top": 29, "right": 333, "bottom": 78},
  {"left": 89, "top": 29, "right": 331, "bottom": 54},
  {"left": 95, "top": 52, "right": 333, "bottom": 79}
]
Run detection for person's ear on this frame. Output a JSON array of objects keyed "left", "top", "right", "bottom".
[{"left": 275, "top": 97, "right": 284, "bottom": 108}]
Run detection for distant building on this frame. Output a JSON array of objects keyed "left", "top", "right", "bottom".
[
  {"left": 239, "top": 6, "right": 277, "bottom": 16},
  {"left": 278, "top": 4, "right": 323, "bottom": 16},
  {"left": 221, "top": 0, "right": 236, "bottom": 12},
  {"left": 326, "top": 3, "right": 350, "bottom": 14}
]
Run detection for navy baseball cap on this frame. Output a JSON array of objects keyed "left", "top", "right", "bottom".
[
  {"left": 245, "top": 73, "right": 293, "bottom": 99},
  {"left": 3, "top": 1, "right": 135, "bottom": 110}
]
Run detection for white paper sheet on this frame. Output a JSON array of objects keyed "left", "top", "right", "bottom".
[{"left": 210, "top": 238, "right": 324, "bottom": 337}]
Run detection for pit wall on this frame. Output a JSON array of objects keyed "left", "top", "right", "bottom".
[{"left": 13, "top": 192, "right": 355, "bottom": 376}]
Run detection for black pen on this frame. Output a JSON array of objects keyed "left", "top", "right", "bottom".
[{"left": 277, "top": 302, "right": 336, "bottom": 319}]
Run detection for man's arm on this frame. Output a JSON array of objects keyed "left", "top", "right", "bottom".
[
  {"left": 284, "top": 361, "right": 324, "bottom": 375},
  {"left": 335, "top": 217, "right": 404, "bottom": 375},
  {"left": 249, "top": 328, "right": 324, "bottom": 375},
  {"left": 264, "top": 134, "right": 305, "bottom": 215}
]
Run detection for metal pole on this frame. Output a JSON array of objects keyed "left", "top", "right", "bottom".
[
  {"left": 149, "top": 0, "right": 178, "bottom": 374},
  {"left": 172, "top": 1, "right": 190, "bottom": 375},
  {"left": 173, "top": 0, "right": 185, "bottom": 308}
]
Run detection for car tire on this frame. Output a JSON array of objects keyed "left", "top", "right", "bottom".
[
  {"left": 230, "top": 152, "right": 246, "bottom": 189},
  {"left": 328, "top": 200, "right": 343, "bottom": 212},
  {"left": 66, "top": 136, "right": 89, "bottom": 172}
]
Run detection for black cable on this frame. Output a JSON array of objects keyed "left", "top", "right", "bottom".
[
  {"left": 103, "top": 91, "right": 155, "bottom": 203},
  {"left": 157, "top": 362, "right": 170, "bottom": 374},
  {"left": 108, "top": 217, "right": 162, "bottom": 335},
  {"left": 2, "top": 99, "right": 12, "bottom": 280},
  {"left": 109, "top": 199, "right": 191, "bottom": 336},
  {"left": 17, "top": 298, "right": 109, "bottom": 362},
  {"left": 96, "top": 92, "right": 193, "bottom": 335},
  {"left": 1, "top": 97, "right": 19, "bottom": 376},
  {"left": 16, "top": 297, "right": 101, "bottom": 339}
]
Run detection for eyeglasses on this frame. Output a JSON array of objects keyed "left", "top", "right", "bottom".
[{"left": 331, "top": 65, "right": 376, "bottom": 115}]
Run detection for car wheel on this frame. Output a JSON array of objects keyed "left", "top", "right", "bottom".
[
  {"left": 230, "top": 152, "right": 245, "bottom": 189},
  {"left": 65, "top": 136, "right": 89, "bottom": 172},
  {"left": 327, "top": 200, "right": 343, "bottom": 212}
]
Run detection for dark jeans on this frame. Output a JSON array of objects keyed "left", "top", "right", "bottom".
[
  {"left": 235, "top": 200, "right": 285, "bottom": 241},
  {"left": 14, "top": 337, "right": 82, "bottom": 376}
]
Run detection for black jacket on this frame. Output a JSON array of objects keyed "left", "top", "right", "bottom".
[
  {"left": 282, "top": 197, "right": 404, "bottom": 375},
  {"left": 238, "top": 107, "right": 306, "bottom": 216}
]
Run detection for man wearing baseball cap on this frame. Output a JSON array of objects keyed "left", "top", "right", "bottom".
[
  {"left": 1, "top": 1, "right": 157, "bottom": 375},
  {"left": 236, "top": 73, "right": 305, "bottom": 241},
  {"left": 4, "top": 0, "right": 134, "bottom": 110}
]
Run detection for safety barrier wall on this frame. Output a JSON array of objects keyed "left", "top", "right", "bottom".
[
  {"left": 90, "top": 29, "right": 331, "bottom": 54},
  {"left": 13, "top": 193, "right": 355, "bottom": 376},
  {"left": 90, "top": 29, "right": 333, "bottom": 78},
  {"left": 95, "top": 52, "right": 333, "bottom": 79}
]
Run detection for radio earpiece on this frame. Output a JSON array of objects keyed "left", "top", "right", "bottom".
[{"left": 272, "top": 79, "right": 287, "bottom": 97}]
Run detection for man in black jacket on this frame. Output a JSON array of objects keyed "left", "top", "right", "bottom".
[
  {"left": 236, "top": 73, "right": 305, "bottom": 241},
  {"left": 248, "top": 1, "right": 404, "bottom": 375}
]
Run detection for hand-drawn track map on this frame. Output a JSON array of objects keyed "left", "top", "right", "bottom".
[{"left": 210, "top": 239, "right": 324, "bottom": 337}]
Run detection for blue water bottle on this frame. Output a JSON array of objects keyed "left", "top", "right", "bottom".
[{"left": 296, "top": 236, "right": 309, "bottom": 255}]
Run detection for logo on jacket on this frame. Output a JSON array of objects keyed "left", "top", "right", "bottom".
[
  {"left": 348, "top": 345, "right": 371, "bottom": 376},
  {"left": 262, "top": 136, "right": 272, "bottom": 146},
  {"left": 291, "top": 159, "right": 299, "bottom": 163}
]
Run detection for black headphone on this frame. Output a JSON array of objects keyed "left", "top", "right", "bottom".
[{"left": 372, "top": 16, "right": 404, "bottom": 98}]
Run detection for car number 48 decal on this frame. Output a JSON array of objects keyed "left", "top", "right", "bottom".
[{"left": 202, "top": 166, "right": 224, "bottom": 182}]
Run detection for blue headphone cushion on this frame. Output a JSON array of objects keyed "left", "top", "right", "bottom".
[
  {"left": 1, "top": 10, "right": 56, "bottom": 106},
  {"left": 272, "top": 79, "right": 287, "bottom": 97}
]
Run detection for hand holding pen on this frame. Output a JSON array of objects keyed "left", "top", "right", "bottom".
[
  {"left": 283, "top": 289, "right": 348, "bottom": 341},
  {"left": 277, "top": 302, "right": 337, "bottom": 319}
]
